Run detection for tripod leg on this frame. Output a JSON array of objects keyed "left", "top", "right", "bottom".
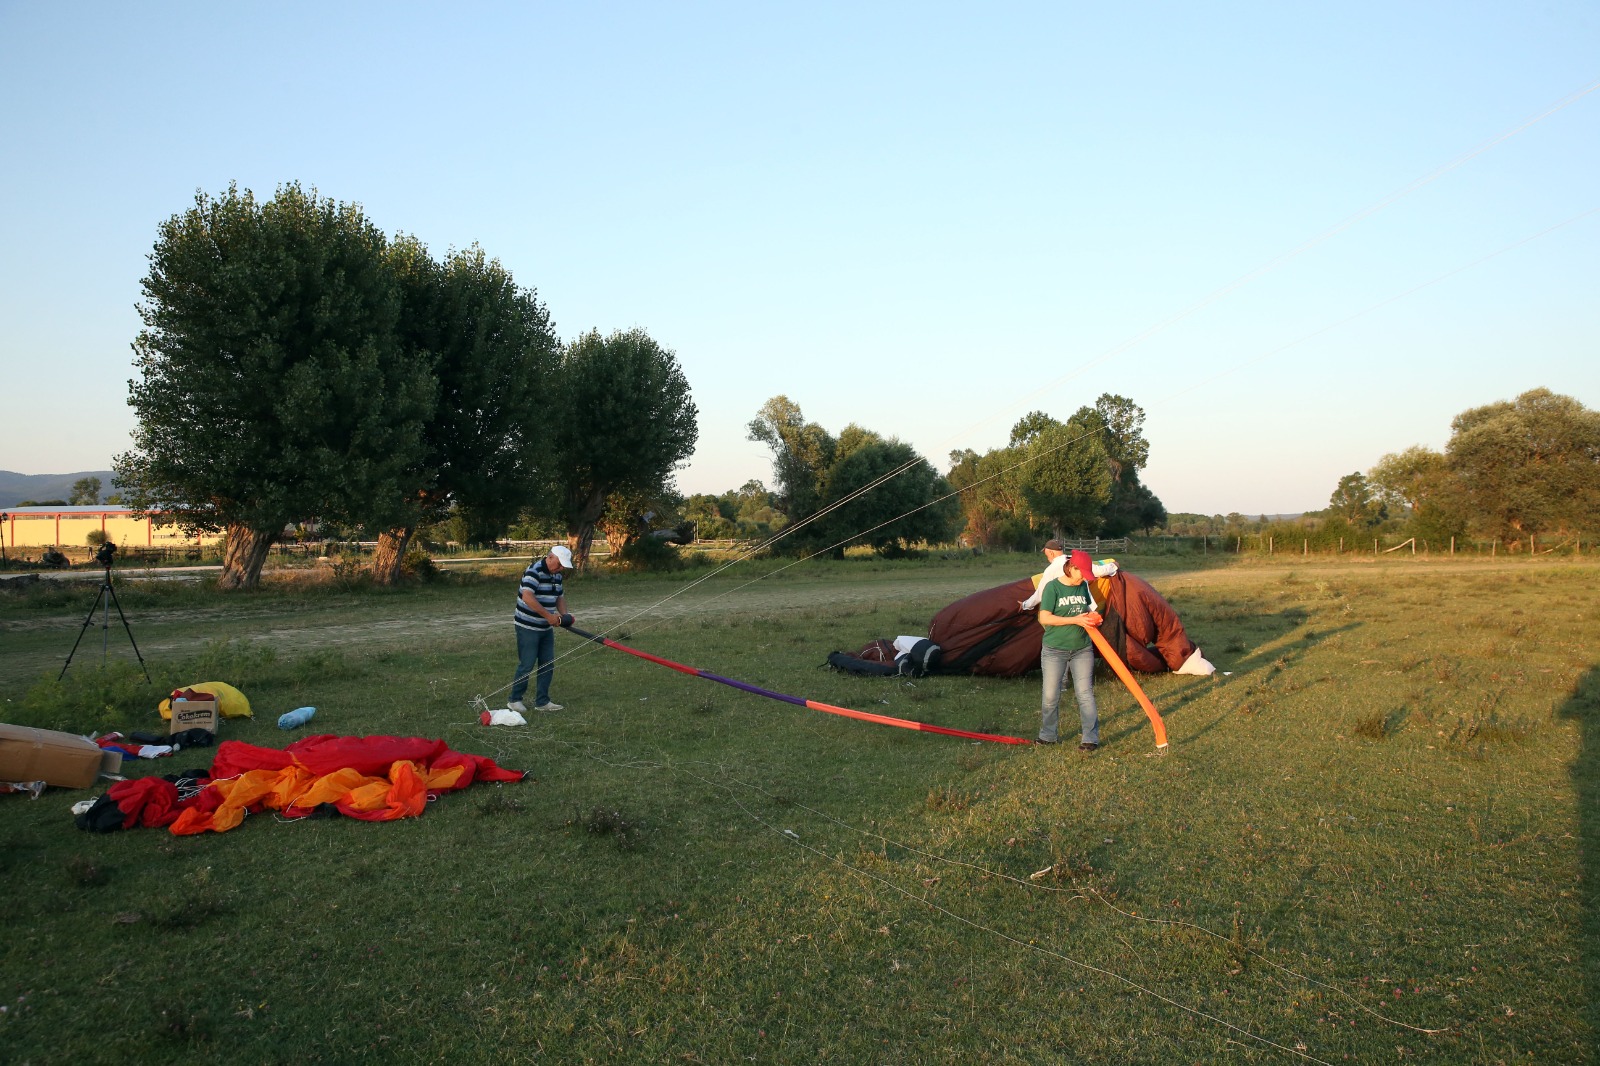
[
  {"left": 59, "top": 586, "right": 111, "bottom": 681},
  {"left": 106, "top": 584, "right": 152, "bottom": 683}
]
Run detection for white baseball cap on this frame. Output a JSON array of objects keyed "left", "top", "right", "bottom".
[{"left": 549, "top": 545, "right": 575, "bottom": 568}]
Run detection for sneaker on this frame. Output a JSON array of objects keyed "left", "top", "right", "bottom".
[
  {"left": 1078, "top": 742, "right": 1099, "bottom": 753},
  {"left": 507, "top": 700, "right": 528, "bottom": 713},
  {"left": 1036, "top": 737, "right": 1058, "bottom": 745},
  {"left": 536, "top": 701, "right": 564, "bottom": 712}
]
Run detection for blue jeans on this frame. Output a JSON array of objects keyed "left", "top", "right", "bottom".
[
  {"left": 512, "top": 625, "right": 555, "bottom": 706},
  {"left": 1040, "top": 644, "right": 1098, "bottom": 744}
]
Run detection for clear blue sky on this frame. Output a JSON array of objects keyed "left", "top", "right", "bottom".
[{"left": 1, "top": 2, "right": 1594, "bottom": 516}]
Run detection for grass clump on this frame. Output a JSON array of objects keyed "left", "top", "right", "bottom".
[{"left": 579, "top": 805, "right": 643, "bottom": 849}]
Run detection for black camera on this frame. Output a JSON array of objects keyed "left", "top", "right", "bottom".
[{"left": 94, "top": 541, "right": 118, "bottom": 567}]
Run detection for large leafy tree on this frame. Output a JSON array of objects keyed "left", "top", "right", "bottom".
[
  {"left": 1101, "top": 475, "right": 1168, "bottom": 535},
  {"left": 1367, "top": 444, "right": 1464, "bottom": 543},
  {"left": 748, "top": 399, "right": 956, "bottom": 555},
  {"left": 1369, "top": 445, "right": 1451, "bottom": 514},
  {"left": 369, "top": 242, "right": 559, "bottom": 583},
  {"left": 746, "top": 396, "right": 836, "bottom": 519},
  {"left": 1445, "top": 388, "right": 1600, "bottom": 544},
  {"left": 69, "top": 478, "right": 101, "bottom": 505},
  {"left": 1018, "top": 417, "right": 1114, "bottom": 537},
  {"left": 545, "top": 329, "right": 698, "bottom": 562},
  {"left": 117, "top": 183, "right": 435, "bottom": 589},
  {"left": 1071, "top": 394, "right": 1158, "bottom": 536},
  {"left": 1327, "top": 471, "right": 1387, "bottom": 527},
  {"left": 948, "top": 444, "right": 1030, "bottom": 549},
  {"left": 952, "top": 395, "right": 1161, "bottom": 546},
  {"left": 804, "top": 438, "right": 961, "bottom": 557}
]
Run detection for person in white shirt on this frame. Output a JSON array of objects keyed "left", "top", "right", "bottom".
[{"left": 1019, "top": 539, "right": 1068, "bottom": 611}]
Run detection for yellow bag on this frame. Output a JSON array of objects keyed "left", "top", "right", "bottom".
[{"left": 159, "top": 681, "right": 253, "bottom": 720}]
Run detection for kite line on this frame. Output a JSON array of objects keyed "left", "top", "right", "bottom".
[{"left": 562, "top": 623, "right": 1031, "bottom": 745}]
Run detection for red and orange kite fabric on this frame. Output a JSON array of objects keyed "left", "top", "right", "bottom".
[{"left": 92, "top": 735, "right": 525, "bottom": 835}]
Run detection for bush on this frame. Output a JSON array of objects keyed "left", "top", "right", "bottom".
[
  {"left": 613, "top": 535, "right": 683, "bottom": 572},
  {"left": 400, "top": 544, "right": 439, "bottom": 581},
  {"left": 85, "top": 530, "right": 109, "bottom": 547},
  {"left": 17, "top": 662, "right": 162, "bottom": 734}
]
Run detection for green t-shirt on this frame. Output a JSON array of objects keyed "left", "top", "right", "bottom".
[{"left": 1040, "top": 578, "right": 1093, "bottom": 652}]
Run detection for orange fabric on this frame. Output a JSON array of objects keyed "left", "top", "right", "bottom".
[
  {"left": 294, "top": 767, "right": 383, "bottom": 809},
  {"left": 156, "top": 736, "right": 524, "bottom": 835},
  {"left": 1085, "top": 626, "right": 1169, "bottom": 751}
]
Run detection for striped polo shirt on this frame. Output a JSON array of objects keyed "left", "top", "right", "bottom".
[{"left": 514, "top": 558, "right": 562, "bottom": 630}]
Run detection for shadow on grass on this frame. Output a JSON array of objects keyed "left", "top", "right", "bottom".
[
  {"left": 1096, "top": 608, "right": 1358, "bottom": 750},
  {"left": 1559, "top": 665, "right": 1600, "bottom": 1053}
]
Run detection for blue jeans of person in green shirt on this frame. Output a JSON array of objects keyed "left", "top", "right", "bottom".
[{"left": 1040, "top": 645, "right": 1098, "bottom": 745}]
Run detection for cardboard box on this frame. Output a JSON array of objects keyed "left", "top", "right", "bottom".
[
  {"left": 170, "top": 696, "right": 220, "bottom": 735},
  {"left": 0, "top": 723, "right": 111, "bottom": 789}
]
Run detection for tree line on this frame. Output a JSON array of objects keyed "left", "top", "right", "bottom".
[
  {"left": 1161, "top": 388, "right": 1599, "bottom": 550},
  {"left": 115, "top": 183, "right": 696, "bottom": 588},
  {"left": 1333, "top": 388, "right": 1598, "bottom": 549},
  {"left": 730, "top": 392, "right": 1164, "bottom": 556},
  {"left": 946, "top": 394, "right": 1165, "bottom": 549}
]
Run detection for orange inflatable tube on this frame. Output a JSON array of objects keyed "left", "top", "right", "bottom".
[{"left": 1084, "top": 625, "right": 1169, "bottom": 752}]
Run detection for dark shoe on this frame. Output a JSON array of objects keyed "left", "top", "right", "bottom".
[
  {"left": 1036, "top": 737, "right": 1058, "bottom": 745},
  {"left": 1078, "top": 742, "right": 1099, "bottom": 753}
]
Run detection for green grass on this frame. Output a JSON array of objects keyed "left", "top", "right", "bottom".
[{"left": 1, "top": 552, "right": 1596, "bottom": 1063}]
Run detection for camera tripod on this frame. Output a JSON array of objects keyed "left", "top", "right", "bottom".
[{"left": 60, "top": 561, "right": 151, "bottom": 682}]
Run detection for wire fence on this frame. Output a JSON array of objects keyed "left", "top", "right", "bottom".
[{"left": 1126, "top": 533, "right": 1591, "bottom": 557}]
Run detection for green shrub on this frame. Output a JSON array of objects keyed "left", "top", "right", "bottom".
[
  {"left": 613, "top": 535, "right": 683, "bottom": 572},
  {"left": 400, "top": 544, "right": 439, "bottom": 581},
  {"left": 17, "top": 662, "right": 163, "bottom": 734}
]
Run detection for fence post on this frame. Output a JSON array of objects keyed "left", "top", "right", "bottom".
[
  {"left": 1303, "top": 539, "right": 1307, "bottom": 556},
  {"left": 1269, "top": 536, "right": 1274, "bottom": 555},
  {"left": 1450, "top": 536, "right": 1454, "bottom": 555},
  {"left": 1492, "top": 539, "right": 1497, "bottom": 557},
  {"left": 1374, "top": 538, "right": 1378, "bottom": 556}
]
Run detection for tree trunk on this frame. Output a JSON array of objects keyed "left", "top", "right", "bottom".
[
  {"left": 608, "top": 529, "right": 639, "bottom": 557},
  {"left": 567, "top": 488, "right": 608, "bottom": 566},
  {"left": 217, "top": 522, "right": 278, "bottom": 590},
  {"left": 569, "top": 524, "right": 597, "bottom": 566},
  {"left": 371, "top": 526, "right": 415, "bottom": 586}
]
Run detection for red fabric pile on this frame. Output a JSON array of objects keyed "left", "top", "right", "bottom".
[{"left": 90, "top": 734, "right": 525, "bottom": 835}]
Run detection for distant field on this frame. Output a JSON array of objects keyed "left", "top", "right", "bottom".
[{"left": 0, "top": 552, "right": 1595, "bottom": 1063}]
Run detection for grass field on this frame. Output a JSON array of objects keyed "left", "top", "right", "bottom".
[{"left": 1, "top": 552, "right": 1596, "bottom": 1064}]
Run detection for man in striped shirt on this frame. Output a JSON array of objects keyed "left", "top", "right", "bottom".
[{"left": 509, "top": 545, "right": 576, "bottom": 713}]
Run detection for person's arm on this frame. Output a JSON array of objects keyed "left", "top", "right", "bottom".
[
  {"left": 1039, "top": 583, "right": 1101, "bottom": 628},
  {"left": 520, "top": 587, "right": 565, "bottom": 625},
  {"left": 1020, "top": 557, "right": 1066, "bottom": 609},
  {"left": 1041, "top": 607, "right": 1102, "bottom": 628}
]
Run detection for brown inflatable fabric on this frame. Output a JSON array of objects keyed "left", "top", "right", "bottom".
[
  {"left": 1100, "top": 571, "right": 1198, "bottom": 672},
  {"left": 926, "top": 577, "right": 1042, "bottom": 677}
]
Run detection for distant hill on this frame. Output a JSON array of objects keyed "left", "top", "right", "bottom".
[{"left": 0, "top": 470, "right": 117, "bottom": 509}]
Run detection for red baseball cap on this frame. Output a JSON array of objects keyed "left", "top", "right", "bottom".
[{"left": 1068, "top": 550, "right": 1093, "bottom": 578}]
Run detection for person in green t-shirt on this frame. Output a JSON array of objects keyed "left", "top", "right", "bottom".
[{"left": 1037, "top": 549, "right": 1102, "bottom": 751}]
